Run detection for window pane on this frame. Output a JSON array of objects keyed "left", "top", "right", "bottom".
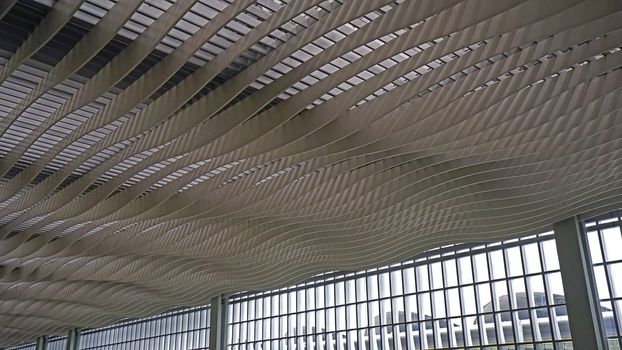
[
  {"left": 474, "top": 254, "right": 489, "bottom": 282},
  {"left": 335, "top": 281, "right": 345, "bottom": 306},
  {"left": 430, "top": 262, "right": 443, "bottom": 289},
  {"left": 369, "top": 301, "right": 380, "bottom": 327},
  {"left": 602, "top": 227, "right": 622, "bottom": 261},
  {"left": 346, "top": 280, "right": 356, "bottom": 304},
  {"left": 527, "top": 275, "right": 546, "bottom": 307},
  {"left": 594, "top": 265, "right": 611, "bottom": 299},
  {"left": 492, "top": 281, "right": 509, "bottom": 311},
  {"left": 368, "top": 275, "right": 379, "bottom": 300},
  {"left": 601, "top": 301, "right": 617, "bottom": 337},
  {"left": 356, "top": 277, "right": 368, "bottom": 302},
  {"left": 510, "top": 277, "right": 527, "bottom": 309},
  {"left": 357, "top": 303, "right": 368, "bottom": 328},
  {"left": 405, "top": 294, "right": 418, "bottom": 322},
  {"left": 506, "top": 247, "right": 524, "bottom": 277},
  {"left": 545, "top": 272, "right": 565, "bottom": 304},
  {"left": 477, "top": 283, "right": 492, "bottom": 313},
  {"left": 379, "top": 273, "right": 391, "bottom": 298},
  {"left": 489, "top": 250, "right": 506, "bottom": 279},
  {"left": 336, "top": 306, "right": 346, "bottom": 331},
  {"left": 327, "top": 308, "right": 336, "bottom": 332},
  {"left": 416, "top": 265, "right": 430, "bottom": 291},
  {"left": 392, "top": 297, "right": 405, "bottom": 323},
  {"left": 326, "top": 284, "right": 336, "bottom": 307},
  {"left": 447, "top": 288, "right": 461, "bottom": 317},
  {"left": 609, "top": 262, "right": 622, "bottom": 298},
  {"left": 587, "top": 230, "right": 604, "bottom": 264},
  {"left": 444, "top": 259, "right": 458, "bottom": 287},
  {"left": 380, "top": 299, "right": 391, "bottom": 325},
  {"left": 280, "top": 294, "right": 287, "bottom": 314},
  {"left": 403, "top": 267, "right": 416, "bottom": 294},
  {"left": 306, "top": 289, "right": 315, "bottom": 310},
  {"left": 458, "top": 256, "right": 474, "bottom": 284},
  {"left": 523, "top": 243, "right": 542, "bottom": 274},
  {"left": 461, "top": 285, "right": 477, "bottom": 315},
  {"left": 391, "top": 270, "right": 404, "bottom": 296},
  {"left": 316, "top": 286, "right": 325, "bottom": 308},
  {"left": 540, "top": 240, "right": 560, "bottom": 271},
  {"left": 297, "top": 290, "right": 305, "bottom": 312},
  {"left": 418, "top": 293, "right": 431, "bottom": 321},
  {"left": 432, "top": 290, "right": 446, "bottom": 318}
]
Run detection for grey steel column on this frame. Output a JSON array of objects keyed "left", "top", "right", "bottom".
[
  {"left": 554, "top": 216, "right": 608, "bottom": 350},
  {"left": 209, "top": 294, "right": 229, "bottom": 350},
  {"left": 35, "top": 336, "right": 48, "bottom": 350},
  {"left": 65, "top": 328, "right": 81, "bottom": 350}
]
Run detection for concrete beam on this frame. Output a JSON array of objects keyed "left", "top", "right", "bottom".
[
  {"left": 209, "top": 295, "right": 228, "bottom": 350},
  {"left": 554, "top": 216, "right": 608, "bottom": 350},
  {"left": 65, "top": 328, "right": 80, "bottom": 350},
  {"left": 35, "top": 336, "right": 48, "bottom": 350}
]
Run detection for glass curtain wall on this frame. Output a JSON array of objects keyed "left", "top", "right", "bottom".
[
  {"left": 47, "top": 337, "right": 66, "bottom": 350},
  {"left": 3, "top": 337, "right": 65, "bottom": 350},
  {"left": 3, "top": 306, "right": 211, "bottom": 350},
  {"left": 226, "top": 233, "right": 573, "bottom": 350},
  {"left": 78, "top": 305, "right": 210, "bottom": 350},
  {"left": 9, "top": 211, "right": 622, "bottom": 350},
  {"left": 585, "top": 212, "right": 622, "bottom": 350}
]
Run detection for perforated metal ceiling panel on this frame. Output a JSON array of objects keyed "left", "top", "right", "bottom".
[{"left": 1, "top": 0, "right": 622, "bottom": 345}]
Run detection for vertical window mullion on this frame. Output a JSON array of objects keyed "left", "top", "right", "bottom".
[
  {"left": 501, "top": 245, "right": 516, "bottom": 345},
  {"left": 362, "top": 274, "right": 370, "bottom": 350},
  {"left": 334, "top": 283, "right": 339, "bottom": 350},
  {"left": 506, "top": 247, "right": 524, "bottom": 345},
  {"left": 441, "top": 260, "right": 451, "bottom": 349},
  {"left": 451, "top": 257, "right": 463, "bottom": 349},
  {"left": 399, "top": 264, "right": 409, "bottom": 350},
  {"left": 386, "top": 268, "right": 393, "bottom": 350},
  {"left": 596, "top": 224, "right": 622, "bottom": 341},
  {"left": 426, "top": 263, "right": 438, "bottom": 349},
  {"left": 483, "top": 250, "right": 494, "bottom": 346},
  {"left": 538, "top": 240, "right": 555, "bottom": 342},
  {"left": 522, "top": 244, "right": 541, "bottom": 344},
  {"left": 469, "top": 248, "right": 487, "bottom": 345}
]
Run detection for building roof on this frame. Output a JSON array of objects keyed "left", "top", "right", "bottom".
[{"left": 1, "top": 0, "right": 622, "bottom": 345}]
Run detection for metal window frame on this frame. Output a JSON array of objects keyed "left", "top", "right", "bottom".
[{"left": 224, "top": 232, "right": 571, "bottom": 350}]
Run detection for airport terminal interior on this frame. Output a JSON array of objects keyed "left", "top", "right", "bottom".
[{"left": 0, "top": 0, "right": 622, "bottom": 349}]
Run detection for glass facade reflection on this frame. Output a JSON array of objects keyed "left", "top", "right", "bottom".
[
  {"left": 585, "top": 212, "right": 622, "bottom": 350},
  {"left": 226, "top": 233, "right": 573, "bottom": 350}
]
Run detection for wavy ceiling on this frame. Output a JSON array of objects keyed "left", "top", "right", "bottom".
[{"left": 1, "top": 0, "right": 622, "bottom": 345}]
